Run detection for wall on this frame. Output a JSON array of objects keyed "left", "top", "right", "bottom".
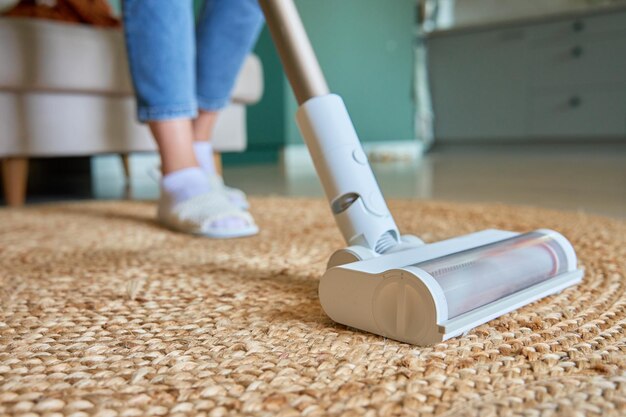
[
  {"left": 285, "top": 0, "right": 417, "bottom": 144},
  {"left": 226, "top": 27, "right": 286, "bottom": 164},
  {"left": 108, "top": 0, "right": 120, "bottom": 14}
]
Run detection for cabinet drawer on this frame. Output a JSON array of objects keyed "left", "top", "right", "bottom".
[
  {"left": 428, "top": 29, "right": 528, "bottom": 140},
  {"left": 529, "top": 88, "right": 626, "bottom": 138},
  {"left": 530, "top": 11, "right": 626, "bottom": 42},
  {"left": 531, "top": 34, "right": 626, "bottom": 87}
]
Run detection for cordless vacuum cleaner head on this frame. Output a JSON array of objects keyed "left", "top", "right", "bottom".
[
  {"left": 320, "top": 229, "right": 582, "bottom": 345},
  {"left": 260, "top": 0, "right": 584, "bottom": 346}
]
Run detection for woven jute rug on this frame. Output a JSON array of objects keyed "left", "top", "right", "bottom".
[{"left": 1, "top": 198, "right": 625, "bottom": 417}]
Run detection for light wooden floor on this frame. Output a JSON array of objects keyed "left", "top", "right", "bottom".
[
  {"left": 92, "top": 144, "right": 626, "bottom": 219},
  {"left": 224, "top": 144, "right": 626, "bottom": 219}
]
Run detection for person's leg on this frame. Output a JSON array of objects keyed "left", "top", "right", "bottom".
[
  {"left": 192, "top": 0, "right": 264, "bottom": 174},
  {"left": 150, "top": 119, "right": 197, "bottom": 175},
  {"left": 193, "top": 111, "right": 219, "bottom": 144},
  {"left": 122, "top": 0, "right": 257, "bottom": 237},
  {"left": 191, "top": 112, "right": 219, "bottom": 176},
  {"left": 122, "top": 0, "right": 199, "bottom": 175}
]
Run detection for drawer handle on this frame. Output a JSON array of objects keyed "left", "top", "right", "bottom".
[
  {"left": 573, "top": 20, "right": 585, "bottom": 32},
  {"left": 571, "top": 46, "right": 583, "bottom": 58},
  {"left": 569, "top": 96, "right": 582, "bottom": 108}
]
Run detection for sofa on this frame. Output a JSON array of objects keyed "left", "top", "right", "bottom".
[{"left": 0, "top": 17, "right": 264, "bottom": 206}]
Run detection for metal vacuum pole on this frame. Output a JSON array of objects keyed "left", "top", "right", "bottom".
[
  {"left": 258, "top": 0, "right": 404, "bottom": 256},
  {"left": 258, "top": 0, "right": 330, "bottom": 104}
]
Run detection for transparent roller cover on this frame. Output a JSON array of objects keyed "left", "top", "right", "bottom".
[{"left": 414, "top": 230, "right": 572, "bottom": 318}]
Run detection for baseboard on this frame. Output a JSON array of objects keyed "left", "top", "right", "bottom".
[{"left": 281, "top": 140, "right": 425, "bottom": 176}]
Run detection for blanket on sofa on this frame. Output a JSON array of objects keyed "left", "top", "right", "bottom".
[{"left": 3, "top": 0, "right": 119, "bottom": 27}]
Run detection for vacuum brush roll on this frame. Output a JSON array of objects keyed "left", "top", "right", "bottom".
[{"left": 412, "top": 229, "right": 576, "bottom": 319}]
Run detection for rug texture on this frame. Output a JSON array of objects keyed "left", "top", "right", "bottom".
[{"left": 0, "top": 198, "right": 625, "bottom": 417}]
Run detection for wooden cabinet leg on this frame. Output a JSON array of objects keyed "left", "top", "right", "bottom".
[
  {"left": 2, "top": 157, "right": 28, "bottom": 207},
  {"left": 120, "top": 153, "right": 131, "bottom": 183},
  {"left": 213, "top": 152, "right": 223, "bottom": 176}
]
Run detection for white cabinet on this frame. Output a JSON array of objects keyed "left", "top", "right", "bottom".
[
  {"left": 427, "top": 28, "right": 529, "bottom": 139},
  {"left": 427, "top": 7, "right": 626, "bottom": 142},
  {"left": 529, "top": 89, "right": 626, "bottom": 138},
  {"left": 530, "top": 37, "right": 626, "bottom": 88}
]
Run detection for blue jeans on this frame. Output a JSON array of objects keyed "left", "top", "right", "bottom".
[{"left": 122, "top": 0, "right": 264, "bottom": 122}]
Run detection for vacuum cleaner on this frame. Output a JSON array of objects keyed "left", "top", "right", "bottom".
[{"left": 258, "top": 0, "right": 584, "bottom": 345}]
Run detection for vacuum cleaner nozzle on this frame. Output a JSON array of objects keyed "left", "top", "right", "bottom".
[
  {"left": 258, "top": 0, "right": 583, "bottom": 346},
  {"left": 319, "top": 229, "right": 583, "bottom": 345}
]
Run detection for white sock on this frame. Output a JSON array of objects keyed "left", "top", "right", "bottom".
[
  {"left": 161, "top": 167, "right": 211, "bottom": 205},
  {"left": 161, "top": 166, "right": 247, "bottom": 230},
  {"left": 193, "top": 142, "right": 217, "bottom": 176}
]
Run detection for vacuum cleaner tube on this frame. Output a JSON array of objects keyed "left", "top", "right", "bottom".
[{"left": 414, "top": 230, "right": 573, "bottom": 318}]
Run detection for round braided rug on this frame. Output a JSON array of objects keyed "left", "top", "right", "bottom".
[{"left": 1, "top": 198, "right": 625, "bottom": 417}]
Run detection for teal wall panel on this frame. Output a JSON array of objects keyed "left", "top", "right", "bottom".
[
  {"left": 245, "top": 28, "right": 286, "bottom": 151},
  {"left": 227, "top": 27, "right": 285, "bottom": 165},
  {"left": 285, "top": 0, "right": 417, "bottom": 144},
  {"left": 108, "top": 0, "right": 120, "bottom": 14}
]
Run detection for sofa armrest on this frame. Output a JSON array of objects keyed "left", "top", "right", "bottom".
[
  {"left": 231, "top": 55, "right": 264, "bottom": 106},
  {"left": 0, "top": 17, "right": 264, "bottom": 106}
]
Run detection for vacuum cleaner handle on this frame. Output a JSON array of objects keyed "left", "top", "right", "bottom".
[
  {"left": 258, "top": 0, "right": 329, "bottom": 104},
  {"left": 259, "top": 0, "right": 408, "bottom": 254}
]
